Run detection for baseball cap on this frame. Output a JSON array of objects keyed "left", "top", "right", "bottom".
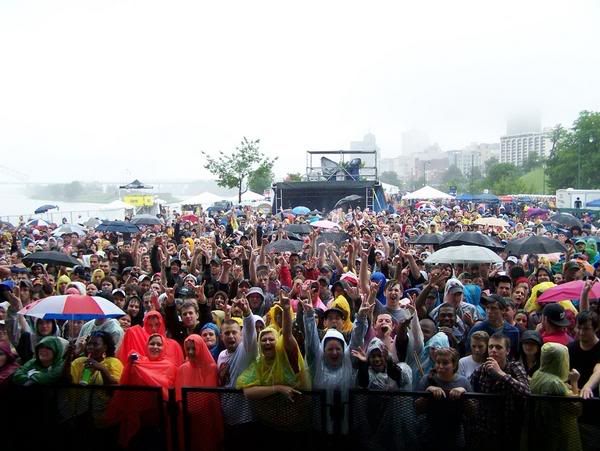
[
  {"left": 324, "top": 307, "right": 347, "bottom": 320},
  {"left": 520, "top": 330, "right": 542, "bottom": 346},
  {"left": 238, "top": 279, "right": 251, "bottom": 288},
  {"left": 138, "top": 274, "right": 151, "bottom": 283},
  {"left": 563, "top": 260, "right": 580, "bottom": 272},
  {"left": 506, "top": 256, "right": 519, "bottom": 264},
  {"left": 0, "top": 280, "right": 15, "bottom": 291},
  {"left": 543, "top": 303, "right": 570, "bottom": 327},
  {"left": 481, "top": 294, "right": 509, "bottom": 309},
  {"left": 340, "top": 272, "right": 359, "bottom": 286},
  {"left": 210, "top": 256, "right": 222, "bottom": 265},
  {"left": 448, "top": 284, "right": 464, "bottom": 295},
  {"left": 112, "top": 288, "right": 126, "bottom": 298}
]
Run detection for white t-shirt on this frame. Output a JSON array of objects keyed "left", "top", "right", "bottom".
[{"left": 457, "top": 355, "right": 482, "bottom": 380}]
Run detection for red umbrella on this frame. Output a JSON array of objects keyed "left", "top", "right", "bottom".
[
  {"left": 180, "top": 214, "right": 199, "bottom": 223},
  {"left": 19, "top": 294, "right": 125, "bottom": 320},
  {"left": 537, "top": 280, "right": 600, "bottom": 304}
]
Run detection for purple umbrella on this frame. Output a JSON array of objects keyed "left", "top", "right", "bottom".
[{"left": 526, "top": 208, "right": 549, "bottom": 219}]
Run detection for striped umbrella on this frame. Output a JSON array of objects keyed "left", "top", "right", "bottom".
[{"left": 19, "top": 294, "right": 125, "bottom": 320}]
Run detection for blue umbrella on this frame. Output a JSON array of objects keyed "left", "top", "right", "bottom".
[
  {"left": 292, "top": 206, "right": 311, "bottom": 215},
  {"left": 96, "top": 221, "right": 140, "bottom": 234},
  {"left": 34, "top": 204, "right": 58, "bottom": 214}
]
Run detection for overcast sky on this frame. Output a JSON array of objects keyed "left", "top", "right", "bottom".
[{"left": 1, "top": 0, "right": 599, "bottom": 183}]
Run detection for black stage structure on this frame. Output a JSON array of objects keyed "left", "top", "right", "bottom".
[{"left": 272, "top": 150, "right": 387, "bottom": 213}]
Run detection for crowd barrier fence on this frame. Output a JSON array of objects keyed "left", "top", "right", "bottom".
[{"left": 2, "top": 384, "right": 600, "bottom": 451}]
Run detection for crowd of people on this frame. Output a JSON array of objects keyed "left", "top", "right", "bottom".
[{"left": 1, "top": 201, "right": 600, "bottom": 450}]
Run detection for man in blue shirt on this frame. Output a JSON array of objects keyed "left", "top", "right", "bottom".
[{"left": 467, "top": 294, "right": 520, "bottom": 358}]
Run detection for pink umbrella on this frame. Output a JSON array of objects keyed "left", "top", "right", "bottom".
[
  {"left": 19, "top": 294, "right": 125, "bottom": 320},
  {"left": 537, "top": 280, "right": 600, "bottom": 304}
]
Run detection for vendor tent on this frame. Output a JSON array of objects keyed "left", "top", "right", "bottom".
[{"left": 403, "top": 185, "right": 454, "bottom": 200}]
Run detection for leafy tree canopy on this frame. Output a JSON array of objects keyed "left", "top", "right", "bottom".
[{"left": 201, "top": 137, "right": 277, "bottom": 203}]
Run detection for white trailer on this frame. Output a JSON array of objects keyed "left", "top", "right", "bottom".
[{"left": 556, "top": 188, "right": 600, "bottom": 209}]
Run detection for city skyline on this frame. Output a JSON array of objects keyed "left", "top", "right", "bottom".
[{"left": 1, "top": 1, "right": 598, "bottom": 183}]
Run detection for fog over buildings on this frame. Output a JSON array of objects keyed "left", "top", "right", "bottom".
[{"left": 0, "top": 1, "right": 599, "bottom": 184}]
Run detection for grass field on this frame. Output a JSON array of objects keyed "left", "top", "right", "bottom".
[{"left": 520, "top": 167, "right": 550, "bottom": 194}]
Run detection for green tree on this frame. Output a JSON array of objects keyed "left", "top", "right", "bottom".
[
  {"left": 490, "top": 176, "right": 527, "bottom": 195},
  {"left": 285, "top": 173, "right": 303, "bottom": 182},
  {"left": 440, "top": 165, "right": 467, "bottom": 192},
  {"left": 380, "top": 171, "right": 403, "bottom": 188},
  {"left": 522, "top": 152, "right": 541, "bottom": 172},
  {"left": 546, "top": 111, "right": 600, "bottom": 191},
  {"left": 248, "top": 163, "right": 274, "bottom": 194},
  {"left": 201, "top": 137, "right": 277, "bottom": 203}
]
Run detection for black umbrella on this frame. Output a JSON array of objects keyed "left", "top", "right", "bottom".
[
  {"left": 34, "top": 204, "right": 58, "bottom": 214},
  {"left": 549, "top": 213, "right": 582, "bottom": 228},
  {"left": 316, "top": 231, "right": 351, "bottom": 245},
  {"left": 23, "top": 251, "right": 80, "bottom": 267},
  {"left": 267, "top": 230, "right": 304, "bottom": 241},
  {"left": 408, "top": 233, "right": 444, "bottom": 245},
  {"left": 505, "top": 236, "right": 568, "bottom": 256},
  {"left": 285, "top": 224, "right": 312, "bottom": 235},
  {"left": 96, "top": 221, "right": 140, "bottom": 234},
  {"left": 333, "top": 194, "right": 362, "bottom": 209},
  {"left": 130, "top": 214, "right": 162, "bottom": 226},
  {"left": 439, "top": 231, "right": 504, "bottom": 250},
  {"left": 265, "top": 239, "right": 304, "bottom": 253}
]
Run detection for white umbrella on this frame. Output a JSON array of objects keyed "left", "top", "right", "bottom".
[
  {"left": 310, "top": 220, "right": 340, "bottom": 230},
  {"left": 52, "top": 224, "right": 86, "bottom": 236},
  {"left": 424, "top": 245, "right": 503, "bottom": 265},
  {"left": 473, "top": 217, "right": 509, "bottom": 228}
]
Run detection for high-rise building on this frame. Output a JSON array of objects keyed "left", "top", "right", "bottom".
[
  {"left": 447, "top": 143, "right": 500, "bottom": 175},
  {"left": 500, "top": 129, "right": 552, "bottom": 166}
]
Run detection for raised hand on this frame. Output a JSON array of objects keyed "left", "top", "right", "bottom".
[
  {"left": 194, "top": 280, "right": 207, "bottom": 304},
  {"left": 351, "top": 348, "right": 368, "bottom": 362},
  {"left": 279, "top": 289, "right": 290, "bottom": 309},
  {"left": 300, "top": 298, "right": 314, "bottom": 314},
  {"left": 232, "top": 297, "right": 251, "bottom": 317},
  {"left": 166, "top": 287, "right": 175, "bottom": 305}
]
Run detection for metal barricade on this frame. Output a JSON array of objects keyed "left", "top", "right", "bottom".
[{"left": 3, "top": 385, "right": 600, "bottom": 451}]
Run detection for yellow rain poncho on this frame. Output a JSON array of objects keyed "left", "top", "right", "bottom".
[
  {"left": 524, "top": 282, "right": 577, "bottom": 315},
  {"left": 528, "top": 343, "right": 582, "bottom": 451},
  {"left": 265, "top": 304, "right": 284, "bottom": 333},
  {"left": 56, "top": 274, "right": 71, "bottom": 294},
  {"left": 236, "top": 327, "right": 310, "bottom": 390},
  {"left": 328, "top": 295, "right": 353, "bottom": 334}
]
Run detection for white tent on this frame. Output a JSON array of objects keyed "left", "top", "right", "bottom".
[
  {"left": 403, "top": 185, "right": 454, "bottom": 200},
  {"left": 180, "top": 192, "right": 222, "bottom": 206},
  {"left": 235, "top": 191, "right": 266, "bottom": 202},
  {"left": 100, "top": 199, "right": 132, "bottom": 210}
]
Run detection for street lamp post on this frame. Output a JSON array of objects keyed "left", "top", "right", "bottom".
[{"left": 578, "top": 136, "right": 595, "bottom": 189}]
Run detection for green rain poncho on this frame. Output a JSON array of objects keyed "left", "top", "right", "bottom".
[
  {"left": 12, "top": 336, "right": 65, "bottom": 385},
  {"left": 529, "top": 343, "right": 582, "bottom": 451}
]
